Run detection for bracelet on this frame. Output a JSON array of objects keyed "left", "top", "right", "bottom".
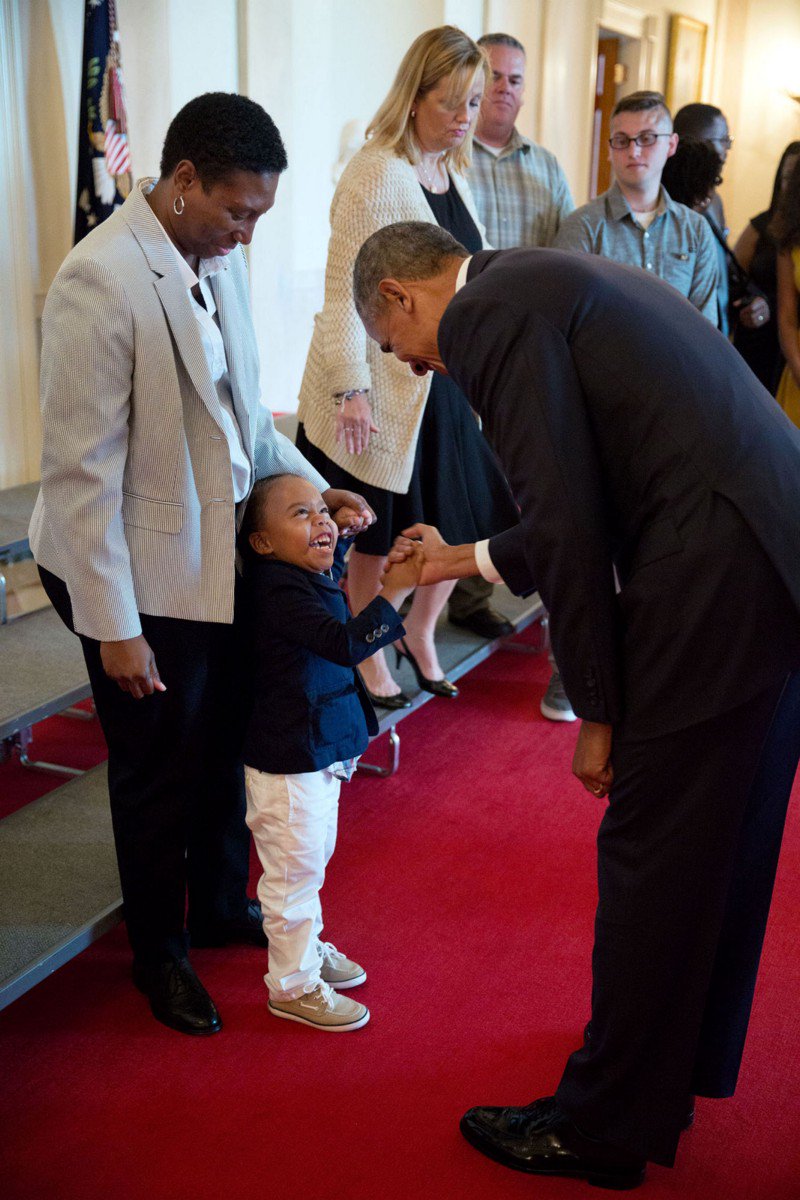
[{"left": 332, "top": 388, "right": 368, "bottom": 407}]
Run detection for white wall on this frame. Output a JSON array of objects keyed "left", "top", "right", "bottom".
[{"left": 714, "top": 0, "right": 800, "bottom": 239}]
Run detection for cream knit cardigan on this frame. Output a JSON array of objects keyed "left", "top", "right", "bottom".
[{"left": 297, "top": 144, "right": 487, "bottom": 494}]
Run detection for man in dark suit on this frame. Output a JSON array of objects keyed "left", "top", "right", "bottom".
[{"left": 352, "top": 221, "right": 800, "bottom": 1187}]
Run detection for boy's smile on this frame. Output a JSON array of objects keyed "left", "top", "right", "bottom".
[{"left": 249, "top": 475, "right": 338, "bottom": 572}]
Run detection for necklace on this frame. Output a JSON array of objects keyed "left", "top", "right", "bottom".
[{"left": 417, "top": 153, "right": 444, "bottom": 193}]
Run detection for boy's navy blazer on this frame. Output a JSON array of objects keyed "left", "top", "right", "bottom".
[{"left": 241, "top": 549, "right": 404, "bottom": 774}]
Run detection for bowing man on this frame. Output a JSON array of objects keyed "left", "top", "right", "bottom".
[{"left": 352, "top": 219, "right": 800, "bottom": 1187}]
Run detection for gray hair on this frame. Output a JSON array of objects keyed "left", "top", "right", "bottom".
[
  {"left": 353, "top": 222, "right": 468, "bottom": 322},
  {"left": 477, "top": 32, "right": 526, "bottom": 55}
]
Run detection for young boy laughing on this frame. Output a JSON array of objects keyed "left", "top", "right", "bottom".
[{"left": 240, "top": 473, "right": 422, "bottom": 1030}]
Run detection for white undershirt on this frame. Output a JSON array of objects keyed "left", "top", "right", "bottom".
[
  {"left": 632, "top": 208, "right": 658, "bottom": 230},
  {"left": 148, "top": 189, "right": 251, "bottom": 503}
]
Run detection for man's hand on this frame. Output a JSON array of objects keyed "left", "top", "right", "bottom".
[
  {"left": 572, "top": 720, "right": 613, "bottom": 799},
  {"left": 100, "top": 635, "right": 167, "bottom": 700},
  {"left": 323, "top": 488, "right": 376, "bottom": 536}
]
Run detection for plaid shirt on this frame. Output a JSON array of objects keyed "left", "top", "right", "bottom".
[
  {"left": 554, "top": 181, "right": 720, "bottom": 324},
  {"left": 466, "top": 129, "right": 574, "bottom": 249}
]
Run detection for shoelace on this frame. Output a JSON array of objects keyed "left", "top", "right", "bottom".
[
  {"left": 301, "top": 979, "right": 335, "bottom": 1007},
  {"left": 319, "top": 940, "right": 345, "bottom": 966}
]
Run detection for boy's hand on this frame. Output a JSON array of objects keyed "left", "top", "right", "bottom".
[
  {"left": 389, "top": 524, "right": 477, "bottom": 585},
  {"left": 381, "top": 542, "right": 424, "bottom": 604}
]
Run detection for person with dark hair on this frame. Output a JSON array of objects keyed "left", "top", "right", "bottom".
[
  {"left": 555, "top": 91, "right": 718, "bottom": 322},
  {"left": 673, "top": 103, "right": 736, "bottom": 332},
  {"left": 772, "top": 155, "right": 800, "bottom": 425},
  {"left": 733, "top": 142, "right": 800, "bottom": 391},
  {"left": 29, "top": 92, "right": 372, "bottom": 1036},
  {"left": 661, "top": 139, "right": 771, "bottom": 343},
  {"left": 239, "top": 474, "right": 420, "bottom": 1031},
  {"left": 355, "top": 219, "right": 800, "bottom": 1187},
  {"left": 660, "top": 136, "right": 722, "bottom": 212}
]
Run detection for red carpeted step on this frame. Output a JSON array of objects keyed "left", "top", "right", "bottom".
[{"left": 0, "top": 646, "right": 798, "bottom": 1199}]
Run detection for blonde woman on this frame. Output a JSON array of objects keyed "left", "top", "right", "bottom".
[{"left": 297, "top": 26, "right": 518, "bottom": 705}]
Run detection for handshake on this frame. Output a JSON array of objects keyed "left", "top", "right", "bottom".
[{"left": 381, "top": 523, "right": 466, "bottom": 591}]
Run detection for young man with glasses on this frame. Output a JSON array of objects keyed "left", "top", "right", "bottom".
[{"left": 555, "top": 91, "right": 718, "bottom": 322}]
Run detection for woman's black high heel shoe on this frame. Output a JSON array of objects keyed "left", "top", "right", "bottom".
[
  {"left": 395, "top": 638, "right": 459, "bottom": 698},
  {"left": 364, "top": 687, "right": 412, "bottom": 711}
]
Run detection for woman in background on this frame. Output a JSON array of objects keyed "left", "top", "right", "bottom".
[
  {"left": 772, "top": 156, "right": 800, "bottom": 427},
  {"left": 662, "top": 139, "right": 770, "bottom": 339},
  {"left": 296, "top": 26, "right": 518, "bottom": 706},
  {"left": 733, "top": 141, "right": 800, "bottom": 393}
]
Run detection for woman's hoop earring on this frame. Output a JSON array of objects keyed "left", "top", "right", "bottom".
[{"left": 173, "top": 194, "right": 185, "bottom": 216}]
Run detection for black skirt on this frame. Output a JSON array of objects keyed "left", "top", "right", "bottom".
[{"left": 297, "top": 374, "right": 519, "bottom": 557}]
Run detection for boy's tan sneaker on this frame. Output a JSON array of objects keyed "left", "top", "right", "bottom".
[
  {"left": 319, "top": 941, "right": 367, "bottom": 989},
  {"left": 269, "top": 981, "right": 370, "bottom": 1031}
]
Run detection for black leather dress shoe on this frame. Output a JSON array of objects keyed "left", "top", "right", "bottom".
[
  {"left": 133, "top": 957, "right": 222, "bottom": 1036},
  {"left": 460, "top": 1099, "right": 646, "bottom": 1190},
  {"left": 190, "top": 898, "right": 268, "bottom": 948},
  {"left": 450, "top": 607, "right": 514, "bottom": 639}
]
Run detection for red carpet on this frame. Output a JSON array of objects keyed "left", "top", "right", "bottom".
[
  {"left": 0, "top": 700, "right": 107, "bottom": 819},
  {"left": 1, "top": 641, "right": 799, "bottom": 1199}
]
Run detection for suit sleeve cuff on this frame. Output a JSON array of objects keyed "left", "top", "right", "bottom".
[{"left": 475, "top": 538, "right": 504, "bottom": 585}]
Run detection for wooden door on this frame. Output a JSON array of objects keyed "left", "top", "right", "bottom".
[{"left": 590, "top": 37, "right": 619, "bottom": 198}]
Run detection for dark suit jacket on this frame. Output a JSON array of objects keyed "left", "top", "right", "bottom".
[
  {"left": 439, "top": 248, "right": 800, "bottom": 738},
  {"left": 241, "top": 547, "right": 404, "bottom": 773}
]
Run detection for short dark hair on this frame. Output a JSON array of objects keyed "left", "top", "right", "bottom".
[
  {"left": 160, "top": 92, "right": 288, "bottom": 187},
  {"left": 238, "top": 473, "right": 300, "bottom": 560},
  {"left": 612, "top": 91, "right": 671, "bottom": 123},
  {"left": 661, "top": 139, "right": 722, "bottom": 209},
  {"left": 353, "top": 222, "right": 468, "bottom": 323},
  {"left": 673, "top": 103, "right": 725, "bottom": 139},
  {"left": 477, "top": 32, "right": 525, "bottom": 55}
]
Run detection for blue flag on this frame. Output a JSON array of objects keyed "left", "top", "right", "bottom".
[{"left": 74, "top": 0, "right": 132, "bottom": 244}]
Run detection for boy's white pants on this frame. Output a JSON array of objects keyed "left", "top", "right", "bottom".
[{"left": 244, "top": 765, "right": 340, "bottom": 1001}]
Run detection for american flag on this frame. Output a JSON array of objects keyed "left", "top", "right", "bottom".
[{"left": 74, "top": 0, "right": 133, "bottom": 243}]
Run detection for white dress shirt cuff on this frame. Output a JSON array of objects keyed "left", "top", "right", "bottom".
[{"left": 474, "top": 538, "right": 504, "bottom": 585}]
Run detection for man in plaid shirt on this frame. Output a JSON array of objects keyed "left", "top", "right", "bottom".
[{"left": 453, "top": 31, "right": 576, "bottom": 723}]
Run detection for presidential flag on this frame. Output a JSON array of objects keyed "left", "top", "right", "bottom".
[{"left": 74, "top": 0, "right": 133, "bottom": 244}]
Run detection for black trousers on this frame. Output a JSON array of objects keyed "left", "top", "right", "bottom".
[
  {"left": 555, "top": 671, "right": 800, "bottom": 1167},
  {"left": 40, "top": 567, "right": 251, "bottom": 964}
]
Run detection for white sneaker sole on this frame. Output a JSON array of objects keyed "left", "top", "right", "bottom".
[
  {"left": 268, "top": 1002, "right": 370, "bottom": 1031},
  {"left": 540, "top": 700, "right": 577, "bottom": 722},
  {"left": 321, "top": 968, "right": 367, "bottom": 990}
]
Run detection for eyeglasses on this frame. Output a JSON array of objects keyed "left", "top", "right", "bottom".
[
  {"left": 609, "top": 131, "right": 672, "bottom": 150},
  {"left": 710, "top": 136, "right": 734, "bottom": 150}
]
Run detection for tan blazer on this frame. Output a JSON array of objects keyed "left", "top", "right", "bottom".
[{"left": 30, "top": 182, "right": 326, "bottom": 642}]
